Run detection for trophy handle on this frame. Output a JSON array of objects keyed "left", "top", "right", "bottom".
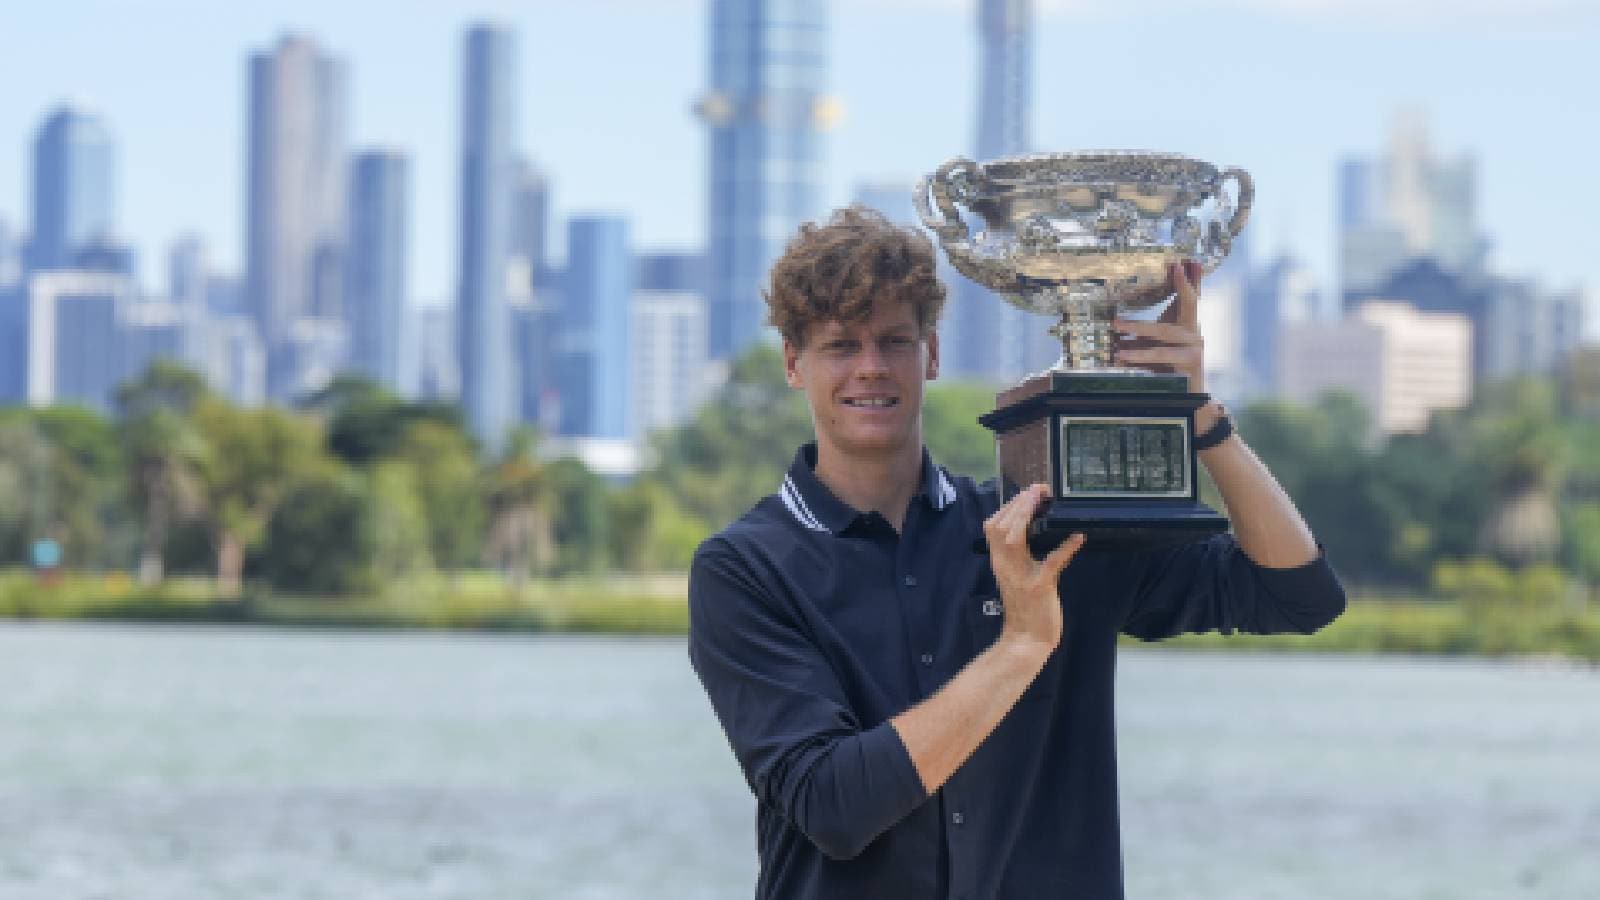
[
  {"left": 1220, "top": 166, "right": 1254, "bottom": 240},
  {"left": 1198, "top": 167, "right": 1255, "bottom": 274},
  {"left": 916, "top": 158, "right": 981, "bottom": 238},
  {"left": 917, "top": 158, "right": 1000, "bottom": 285}
]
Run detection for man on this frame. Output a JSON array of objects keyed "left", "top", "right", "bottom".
[{"left": 688, "top": 206, "right": 1345, "bottom": 899}]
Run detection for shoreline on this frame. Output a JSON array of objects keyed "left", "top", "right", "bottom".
[{"left": 2, "top": 573, "right": 1597, "bottom": 663}]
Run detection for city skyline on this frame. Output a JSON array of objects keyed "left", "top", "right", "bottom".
[{"left": 0, "top": 0, "right": 1595, "bottom": 329}]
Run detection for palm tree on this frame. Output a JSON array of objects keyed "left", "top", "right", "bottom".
[
  {"left": 1472, "top": 379, "right": 1567, "bottom": 567},
  {"left": 482, "top": 427, "right": 550, "bottom": 592},
  {"left": 115, "top": 363, "right": 214, "bottom": 585}
]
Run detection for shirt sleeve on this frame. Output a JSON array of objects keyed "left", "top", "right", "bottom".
[
  {"left": 687, "top": 539, "right": 930, "bottom": 861},
  {"left": 1118, "top": 534, "right": 1347, "bottom": 641}
]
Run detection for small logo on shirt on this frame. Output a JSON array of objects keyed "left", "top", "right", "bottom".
[{"left": 981, "top": 598, "right": 1003, "bottom": 617}]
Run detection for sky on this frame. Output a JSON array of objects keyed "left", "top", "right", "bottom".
[{"left": 0, "top": 0, "right": 1595, "bottom": 315}]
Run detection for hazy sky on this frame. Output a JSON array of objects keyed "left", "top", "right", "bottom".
[{"left": 0, "top": 0, "right": 1594, "bottom": 311}]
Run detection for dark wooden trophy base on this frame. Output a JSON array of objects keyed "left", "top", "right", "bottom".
[{"left": 978, "top": 371, "right": 1229, "bottom": 551}]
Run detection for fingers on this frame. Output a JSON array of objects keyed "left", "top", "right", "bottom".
[
  {"left": 1115, "top": 345, "right": 1202, "bottom": 369},
  {"left": 1113, "top": 318, "right": 1200, "bottom": 345},
  {"left": 1005, "top": 484, "right": 1048, "bottom": 545},
  {"left": 1041, "top": 532, "right": 1086, "bottom": 578},
  {"left": 984, "top": 483, "right": 1049, "bottom": 550},
  {"left": 1166, "top": 260, "right": 1201, "bottom": 329}
]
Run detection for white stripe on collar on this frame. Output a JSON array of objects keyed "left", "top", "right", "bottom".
[
  {"left": 781, "top": 476, "right": 828, "bottom": 532},
  {"left": 936, "top": 470, "right": 957, "bottom": 510}
]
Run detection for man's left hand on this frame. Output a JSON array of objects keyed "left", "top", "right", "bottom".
[{"left": 1112, "top": 259, "right": 1206, "bottom": 394}]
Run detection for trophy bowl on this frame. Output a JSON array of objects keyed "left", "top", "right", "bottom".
[{"left": 915, "top": 151, "right": 1253, "bottom": 370}]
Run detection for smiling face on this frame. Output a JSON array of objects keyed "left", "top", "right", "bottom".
[{"left": 784, "top": 298, "right": 940, "bottom": 466}]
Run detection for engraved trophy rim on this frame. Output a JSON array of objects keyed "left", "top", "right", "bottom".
[{"left": 916, "top": 149, "right": 1254, "bottom": 372}]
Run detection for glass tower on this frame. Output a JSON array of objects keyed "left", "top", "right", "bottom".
[
  {"left": 347, "top": 150, "right": 410, "bottom": 392},
  {"left": 245, "top": 34, "right": 348, "bottom": 401},
  {"left": 699, "top": 0, "right": 832, "bottom": 360},
  {"left": 560, "top": 217, "right": 633, "bottom": 439},
  {"left": 456, "top": 23, "right": 518, "bottom": 448},
  {"left": 948, "top": 0, "right": 1052, "bottom": 383},
  {"left": 30, "top": 105, "right": 115, "bottom": 271}
]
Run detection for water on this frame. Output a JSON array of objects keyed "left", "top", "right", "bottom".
[{"left": 1, "top": 622, "right": 1596, "bottom": 899}]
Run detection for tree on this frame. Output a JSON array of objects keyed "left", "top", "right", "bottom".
[
  {"left": 1467, "top": 378, "right": 1567, "bottom": 567},
  {"left": 652, "top": 344, "right": 814, "bottom": 529},
  {"left": 258, "top": 469, "right": 374, "bottom": 594},
  {"left": 24, "top": 406, "right": 130, "bottom": 569},
  {"left": 302, "top": 374, "right": 465, "bottom": 466},
  {"left": 193, "top": 399, "right": 327, "bottom": 594},
  {"left": 394, "top": 419, "right": 484, "bottom": 572},
  {"left": 606, "top": 478, "right": 709, "bottom": 572},
  {"left": 0, "top": 417, "right": 55, "bottom": 565},
  {"left": 482, "top": 427, "right": 550, "bottom": 590},
  {"left": 115, "top": 362, "right": 214, "bottom": 584},
  {"left": 922, "top": 381, "right": 998, "bottom": 480},
  {"left": 544, "top": 457, "right": 608, "bottom": 575}
]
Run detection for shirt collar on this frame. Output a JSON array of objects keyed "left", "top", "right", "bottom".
[{"left": 781, "top": 443, "right": 958, "bottom": 535}]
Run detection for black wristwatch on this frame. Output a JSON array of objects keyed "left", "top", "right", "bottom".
[{"left": 1193, "top": 405, "right": 1234, "bottom": 452}]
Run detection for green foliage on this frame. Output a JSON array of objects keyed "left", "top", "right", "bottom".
[
  {"left": 651, "top": 343, "right": 814, "bottom": 529},
  {"left": 922, "top": 381, "right": 997, "bottom": 480},
  {"left": 11, "top": 347, "right": 1600, "bottom": 659},
  {"left": 193, "top": 399, "right": 326, "bottom": 552},
  {"left": 606, "top": 479, "right": 710, "bottom": 572},
  {"left": 544, "top": 457, "right": 608, "bottom": 574},
  {"left": 394, "top": 420, "right": 484, "bottom": 570},
  {"left": 308, "top": 374, "right": 466, "bottom": 466},
  {"left": 258, "top": 470, "right": 377, "bottom": 595},
  {"left": 0, "top": 406, "right": 132, "bottom": 568}
]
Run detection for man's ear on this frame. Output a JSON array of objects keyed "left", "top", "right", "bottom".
[
  {"left": 925, "top": 330, "right": 940, "bottom": 380},
  {"left": 783, "top": 339, "right": 804, "bottom": 389}
]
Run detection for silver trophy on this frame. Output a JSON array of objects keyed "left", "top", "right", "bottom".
[{"left": 915, "top": 151, "right": 1254, "bottom": 546}]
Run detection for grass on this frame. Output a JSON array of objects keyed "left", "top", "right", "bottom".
[
  {"left": 0, "top": 569, "right": 690, "bottom": 635},
  {"left": 1133, "top": 595, "right": 1600, "bottom": 661},
  {"left": 3, "top": 568, "right": 1598, "bottom": 661}
]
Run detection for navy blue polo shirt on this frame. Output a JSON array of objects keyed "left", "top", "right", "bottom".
[{"left": 688, "top": 443, "right": 1346, "bottom": 900}]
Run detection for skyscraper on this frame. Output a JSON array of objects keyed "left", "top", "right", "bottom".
[
  {"left": 30, "top": 104, "right": 115, "bottom": 272},
  {"left": 1338, "top": 110, "right": 1484, "bottom": 306},
  {"left": 245, "top": 34, "right": 348, "bottom": 401},
  {"left": 946, "top": 0, "right": 1052, "bottom": 383},
  {"left": 560, "top": 216, "right": 633, "bottom": 439},
  {"left": 346, "top": 149, "right": 410, "bottom": 392},
  {"left": 26, "top": 271, "right": 128, "bottom": 411},
  {"left": 457, "top": 23, "right": 517, "bottom": 447},
  {"left": 698, "top": 0, "right": 834, "bottom": 360},
  {"left": 0, "top": 216, "right": 24, "bottom": 403},
  {"left": 509, "top": 157, "right": 558, "bottom": 428},
  {"left": 168, "top": 235, "right": 209, "bottom": 367},
  {"left": 634, "top": 290, "right": 710, "bottom": 436},
  {"left": 1280, "top": 301, "right": 1472, "bottom": 437}
]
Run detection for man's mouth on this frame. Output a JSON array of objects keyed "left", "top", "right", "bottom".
[{"left": 842, "top": 397, "right": 899, "bottom": 408}]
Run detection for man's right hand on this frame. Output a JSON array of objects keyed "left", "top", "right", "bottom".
[
  {"left": 983, "top": 483, "right": 1086, "bottom": 655},
  {"left": 892, "top": 484, "right": 1086, "bottom": 794}
]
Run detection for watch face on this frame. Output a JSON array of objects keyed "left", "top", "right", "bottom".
[{"left": 1060, "top": 418, "right": 1190, "bottom": 497}]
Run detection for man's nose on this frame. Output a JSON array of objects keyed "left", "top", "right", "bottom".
[{"left": 854, "top": 341, "right": 890, "bottom": 375}]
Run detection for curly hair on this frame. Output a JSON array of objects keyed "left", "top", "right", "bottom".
[{"left": 763, "top": 204, "right": 946, "bottom": 347}]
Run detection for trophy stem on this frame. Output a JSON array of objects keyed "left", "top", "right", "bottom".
[{"left": 1041, "top": 283, "right": 1118, "bottom": 371}]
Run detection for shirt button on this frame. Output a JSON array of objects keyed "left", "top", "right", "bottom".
[
  {"left": 951, "top": 811, "right": 965, "bottom": 826},
  {"left": 903, "top": 574, "right": 918, "bottom": 587},
  {"left": 920, "top": 652, "right": 934, "bottom": 667}
]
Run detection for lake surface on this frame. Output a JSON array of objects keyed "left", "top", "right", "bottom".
[{"left": 1, "top": 622, "right": 1596, "bottom": 899}]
